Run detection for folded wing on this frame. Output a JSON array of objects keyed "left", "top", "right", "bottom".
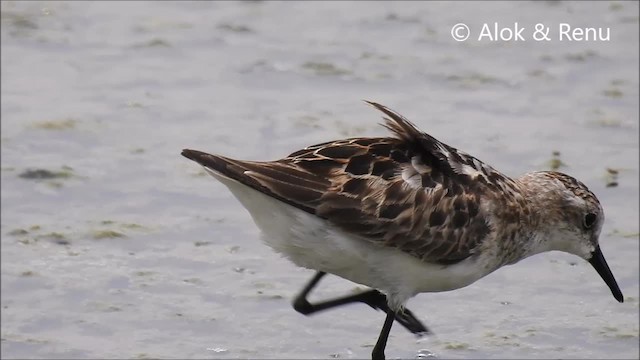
[{"left": 183, "top": 102, "right": 505, "bottom": 264}]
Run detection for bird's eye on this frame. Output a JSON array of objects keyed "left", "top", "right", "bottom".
[{"left": 583, "top": 213, "right": 597, "bottom": 229}]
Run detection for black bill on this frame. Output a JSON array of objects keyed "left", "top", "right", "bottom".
[{"left": 589, "top": 245, "right": 624, "bottom": 303}]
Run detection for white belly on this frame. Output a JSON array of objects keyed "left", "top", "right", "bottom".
[{"left": 206, "top": 169, "right": 493, "bottom": 310}]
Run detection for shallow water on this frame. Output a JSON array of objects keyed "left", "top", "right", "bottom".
[{"left": 1, "top": 1, "right": 638, "bottom": 359}]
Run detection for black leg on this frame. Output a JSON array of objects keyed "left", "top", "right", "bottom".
[
  {"left": 292, "top": 271, "right": 430, "bottom": 335},
  {"left": 372, "top": 310, "right": 395, "bottom": 360},
  {"left": 390, "top": 306, "right": 428, "bottom": 336},
  {"left": 292, "top": 271, "right": 327, "bottom": 314}
]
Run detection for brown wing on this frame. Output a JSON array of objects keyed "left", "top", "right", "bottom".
[
  {"left": 182, "top": 102, "right": 508, "bottom": 264},
  {"left": 181, "top": 149, "right": 331, "bottom": 215}
]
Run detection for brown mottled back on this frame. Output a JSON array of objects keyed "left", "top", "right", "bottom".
[{"left": 182, "top": 102, "right": 518, "bottom": 264}]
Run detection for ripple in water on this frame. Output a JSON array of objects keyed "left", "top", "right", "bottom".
[{"left": 416, "top": 348, "right": 437, "bottom": 359}]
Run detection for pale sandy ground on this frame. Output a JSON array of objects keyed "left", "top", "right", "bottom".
[{"left": 1, "top": 1, "right": 638, "bottom": 359}]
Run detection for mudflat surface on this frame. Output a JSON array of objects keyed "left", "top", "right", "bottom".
[{"left": 1, "top": 1, "right": 638, "bottom": 359}]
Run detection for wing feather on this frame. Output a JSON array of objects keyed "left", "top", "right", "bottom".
[{"left": 182, "top": 102, "right": 515, "bottom": 264}]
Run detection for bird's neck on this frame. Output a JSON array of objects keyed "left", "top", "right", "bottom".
[{"left": 505, "top": 173, "right": 565, "bottom": 260}]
